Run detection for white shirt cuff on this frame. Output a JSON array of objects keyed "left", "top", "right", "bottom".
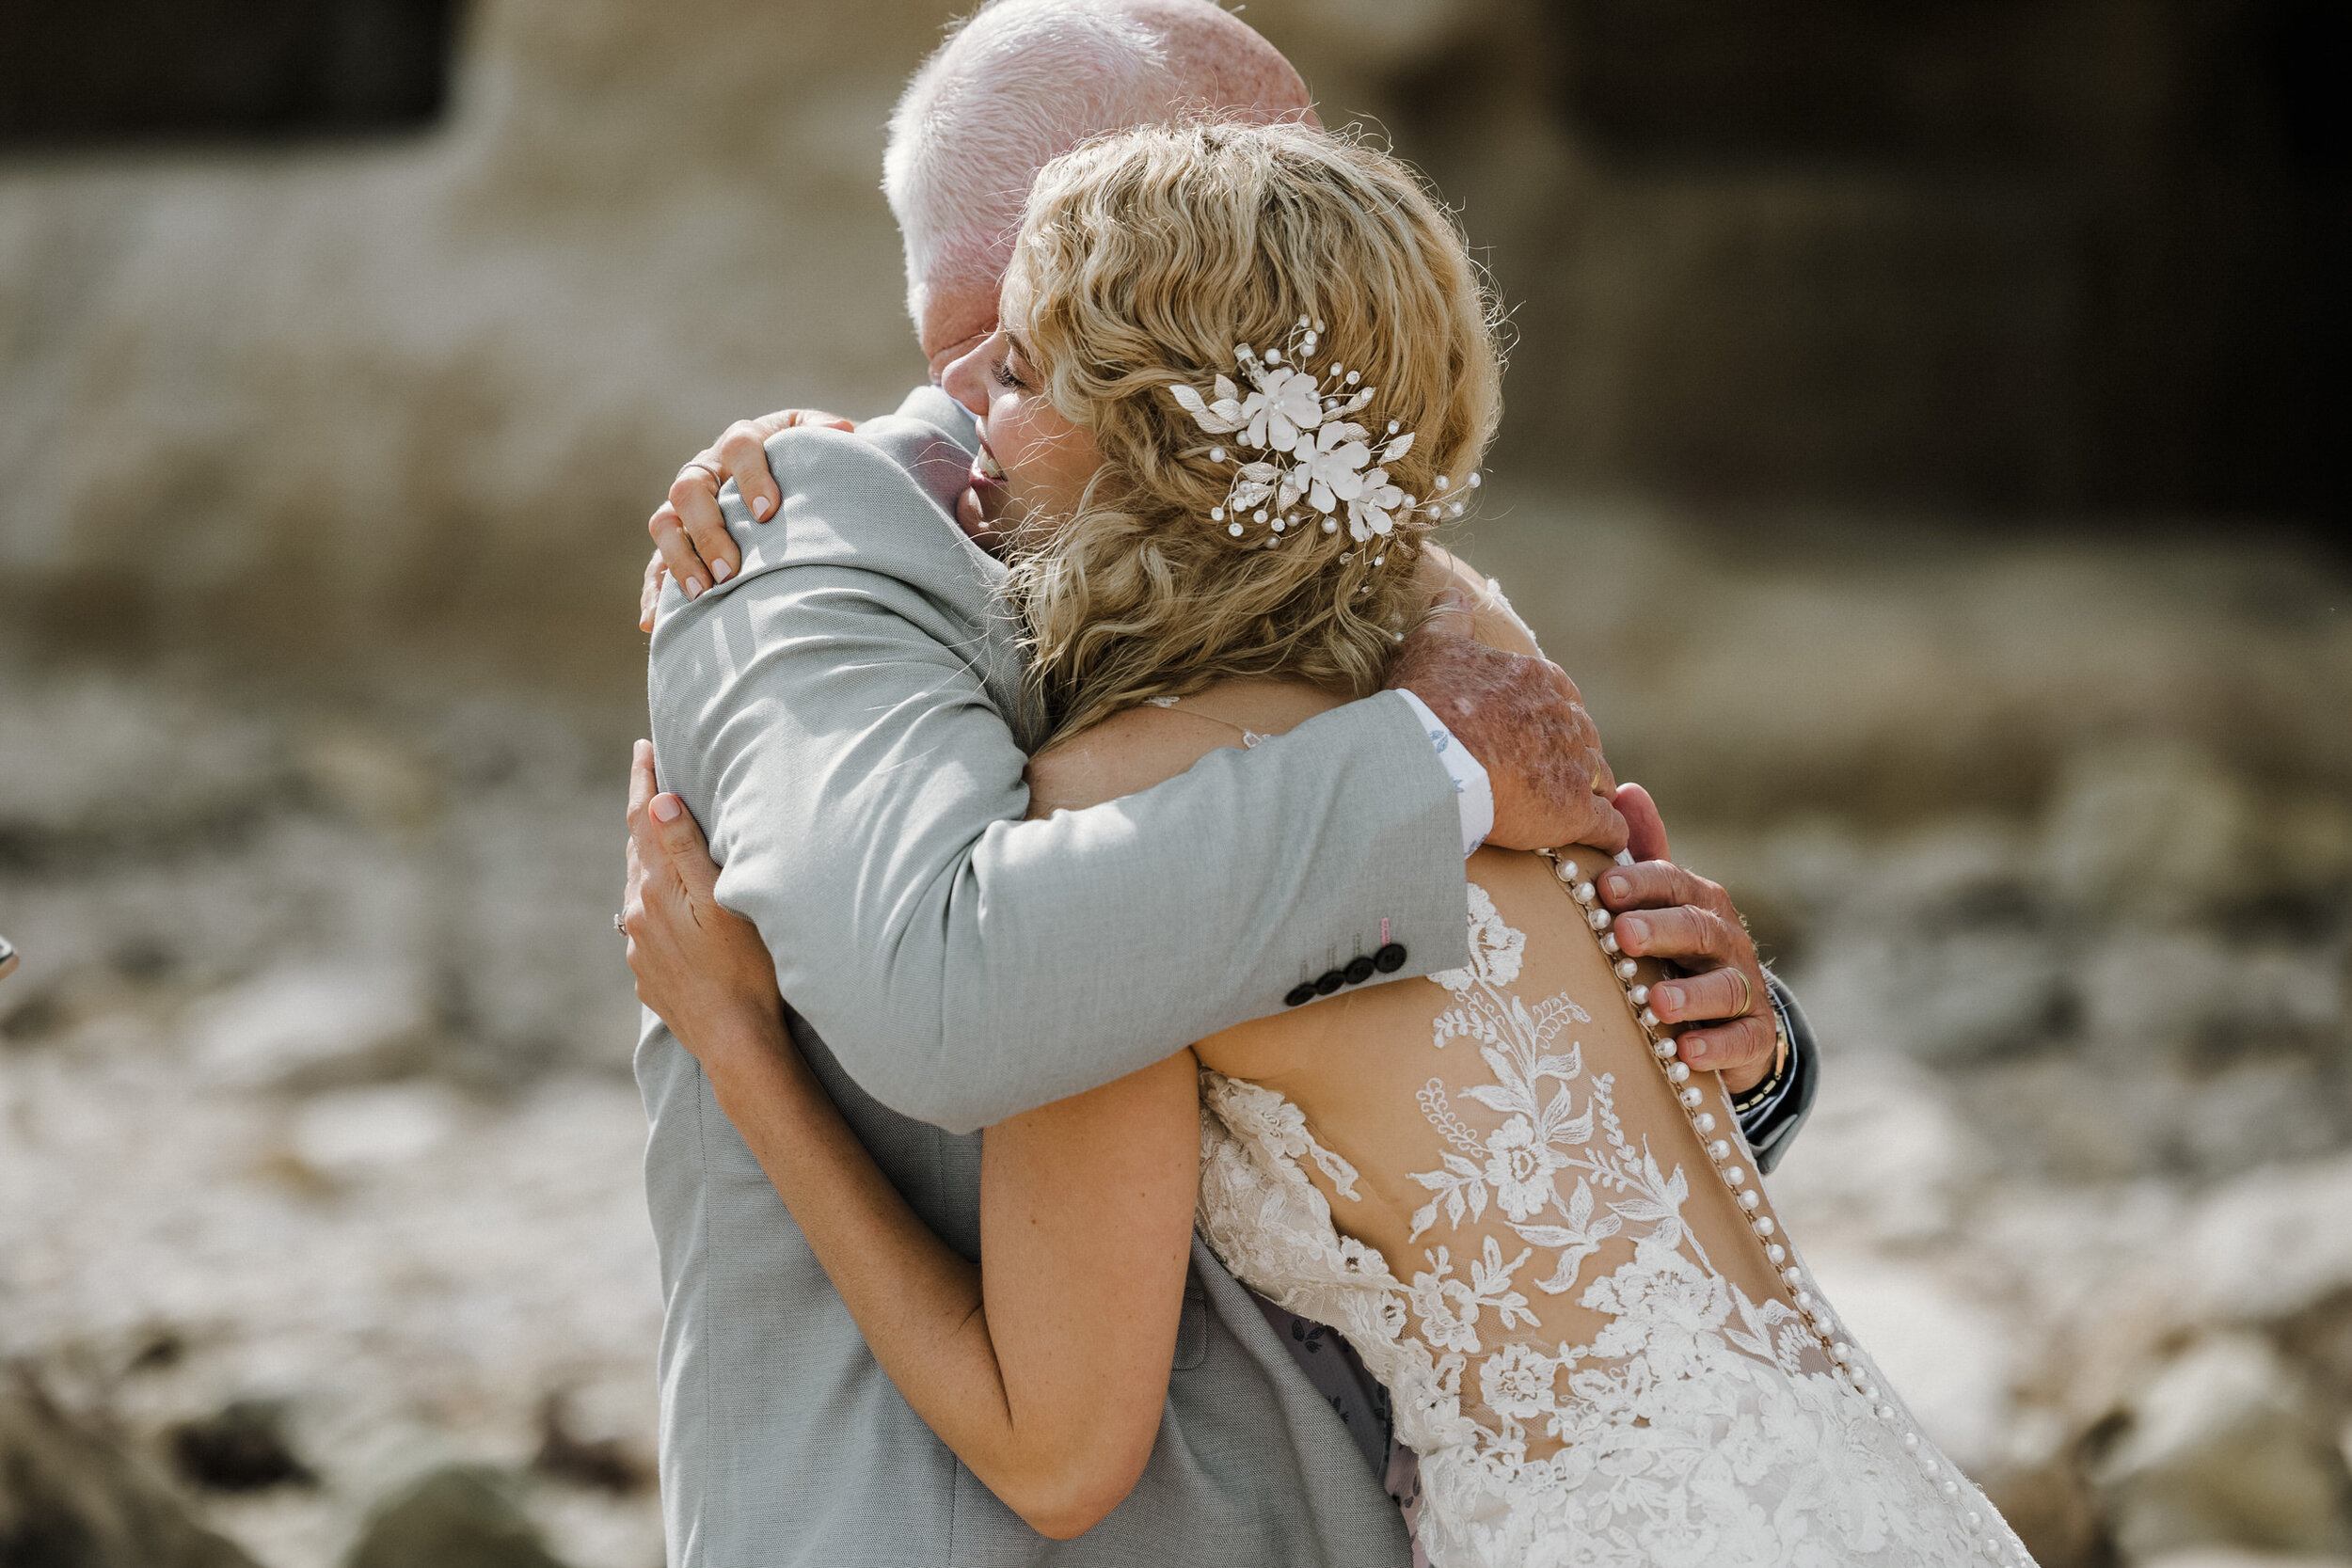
[{"left": 1391, "top": 689, "right": 1495, "bottom": 858}]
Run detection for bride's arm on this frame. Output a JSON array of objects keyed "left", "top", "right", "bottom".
[
  {"left": 623, "top": 747, "right": 1200, "bottom": 1539},
  {"left": 637, "top": 407, "right": 852, "bottom": 626},
  {"left": 709, "top": 1022, "right": 1198, "bottom": 1538}
]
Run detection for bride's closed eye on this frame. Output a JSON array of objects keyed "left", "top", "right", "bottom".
[{"left": 993, "top": 332, "right": 1041, "bottom": 393}]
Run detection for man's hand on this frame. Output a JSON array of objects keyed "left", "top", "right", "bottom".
[
  {"left": 1385, "top": 592, "right": 1627, "bottom": 854},
  {"left": 639, "top": 408, "right": 853, "bottom": 629},
  {"left": 1385, "top": 578, "right": 1773, "bottom": 1089},
  {"left": 1600, "top": 782, "right": 1780, "bottom": 1095}
]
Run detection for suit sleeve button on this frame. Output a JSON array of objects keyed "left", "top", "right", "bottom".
[
  {"left": 1314, "top": 969, "right": 1347, "bottom": 995},
  {"left": 1373, "top": 942, "right": 1407, "bottom": 973},
  {"left": 1284, "top": 983, "right": 1319, "bottom": 1008},
  {"left": 1343, "top": 955, "right": 1376, "bottom": 985}
]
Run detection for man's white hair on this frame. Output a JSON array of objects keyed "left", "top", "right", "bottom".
[{"left": 883, "top": 0, "right": 1182, "bottom": 332}]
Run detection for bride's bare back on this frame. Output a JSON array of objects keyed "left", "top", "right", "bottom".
[
  {"left": 1195, "top": 840, "right": 1790, "bottom": 1442},
  {"left": 1025, "top": 556, "right": 2032, "bottom": 1566},
  {"left": 1034, "top": 562, "right": 1786, "bottom": 1427}
]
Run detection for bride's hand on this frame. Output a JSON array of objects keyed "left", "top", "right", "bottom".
[
  {"left": 622, "top": 740, "right": 789, "bottom": 1068},
  {"left": 639, "top": 408, "right": 854, "bottom": 630}
]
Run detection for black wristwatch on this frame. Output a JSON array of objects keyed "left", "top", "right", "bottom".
[{"left": 1734, "top": 974, "right": 1820, "bottom": 1175}]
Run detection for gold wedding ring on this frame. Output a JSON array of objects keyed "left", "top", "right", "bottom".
[{"left": 1725, "top": 966, "right": 1754, "bottom": 1017}]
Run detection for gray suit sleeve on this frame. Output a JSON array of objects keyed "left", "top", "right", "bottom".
[{"left": 648, "top": 424, "right": 1470, "bottom": 1135}]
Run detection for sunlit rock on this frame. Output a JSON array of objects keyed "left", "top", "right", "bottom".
[
  {"left": 0, "top": 674, "right": 282, "bottom": 846},
  {"left": 2041, "top": 744, "right": 2254, "bottom": 925},
  {"left": 1802, "top": 1248, "right": 2017, "bottom": 1472},
  {"left": 2090, "top": 1334, "right": 2352, "bottom": 1560},
  {"left": 2185, "top": 1157, "right": 2352, "bottom": 1324},
  {"left": 342, "top": 1465, "right": 569, "bottom": 1568},
  {"left": 186, "top": 961, "right": 437, "bottom": 1091},
  {"left": 0, "top": 1369, "right": 262, "bottom": 1568},
  {"left": 1770, "top": 1054, "right": 1978, "bottom": 1243},
  {"left": 290, "top": 1083, "right": 466, "bottom": 1179}
]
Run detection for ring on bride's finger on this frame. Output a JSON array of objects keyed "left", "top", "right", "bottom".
[
  {"left": 677, "top": 459, "right": 723, "bottom": 486},
  {"left": 1725, "top": 966, "right": 1753, "bottom": 1017},
  {"left": 613, "top": 911, "right": 628, "bottom": 935}
]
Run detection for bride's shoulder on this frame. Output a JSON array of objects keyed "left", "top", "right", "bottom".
[
  {"left": 1024, "top": 709, "right": 1209, "bottom": 817},
  {"left": 1024, "top": 679, "right": 1337, "bottom": 818}
]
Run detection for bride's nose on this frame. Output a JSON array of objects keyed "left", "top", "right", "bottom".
[{"left": 940, "top": 334, "right": 995, "bottom": 421}]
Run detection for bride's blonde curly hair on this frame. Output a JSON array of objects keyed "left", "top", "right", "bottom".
[{"left": 1000, "top": 119, "right": 1503, "bottom": 748}]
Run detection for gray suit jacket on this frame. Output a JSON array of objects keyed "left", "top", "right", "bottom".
[{"left": 639, "top": 385, "right": 1471, "bottom": 1566}]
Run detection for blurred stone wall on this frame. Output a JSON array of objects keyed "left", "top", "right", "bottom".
[
  {"left": 1391, "top": 0, "right": 2349, "bottom": 516},
  {"left": 0, "top": 0, "right": 466, "bottom": 144},
  {"left": 0, "top": 0, "right": 939, "bottom": 678},
  {"left": 1, "top": 0, "right": 2341, "bottom": 682}
]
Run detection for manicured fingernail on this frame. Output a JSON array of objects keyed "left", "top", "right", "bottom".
[
  {"left": 652, "top": 795, "right": 681, "bottom": 823},
  {"left": 1657, "top": 984, "right": 1686, "bottom": 1012},
  {"left": 711, "top": 558, "right": 733, "bottom": 583},
  {"left": 752, "top": 496, "right": 773, "bottom": 520},
  {"left": 685, "top": 577, "right": 705, "bottom": 598}
]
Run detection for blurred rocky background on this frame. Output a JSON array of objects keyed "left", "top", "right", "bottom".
[{"left": 0, "top": 0, "right": 2344, "bottom": 1565}]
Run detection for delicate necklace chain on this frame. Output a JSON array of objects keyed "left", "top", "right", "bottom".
[{"left": 1141, "top": 694, "right": 1267, "bottom": 748}]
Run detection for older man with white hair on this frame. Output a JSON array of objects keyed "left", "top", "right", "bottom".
[{"left": 626, "top": 2, "right": 1818, "bottom": 1562}]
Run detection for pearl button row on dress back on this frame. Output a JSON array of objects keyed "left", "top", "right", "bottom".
[{"left": 1542, "top": 849, "right": 2019, "bottom": 1561}]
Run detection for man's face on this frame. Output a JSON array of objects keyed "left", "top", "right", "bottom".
[{"left": 922, "top": 281, "right": 1002, "bottom": 384}]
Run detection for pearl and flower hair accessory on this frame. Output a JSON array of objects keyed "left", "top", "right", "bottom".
[{"left": 1169, "top": 315, "right": 1478, "bottom": 546}]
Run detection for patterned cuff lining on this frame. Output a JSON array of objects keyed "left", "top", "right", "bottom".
[{"left": 1391, "top": 689, "right": 1495, "bottom": 858}]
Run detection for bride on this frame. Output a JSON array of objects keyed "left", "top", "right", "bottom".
[{"left": 623, "top": 119, "right": 2035, "bottom": 1567}]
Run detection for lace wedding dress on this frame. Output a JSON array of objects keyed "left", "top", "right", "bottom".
[{"left": 1194, "top": 852, "right": 2037, "bottom": 1568}]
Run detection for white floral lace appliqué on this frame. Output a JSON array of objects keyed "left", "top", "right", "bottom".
[{"left": 1194, "top": 882, "right": 2037, "bottom": 1568}]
